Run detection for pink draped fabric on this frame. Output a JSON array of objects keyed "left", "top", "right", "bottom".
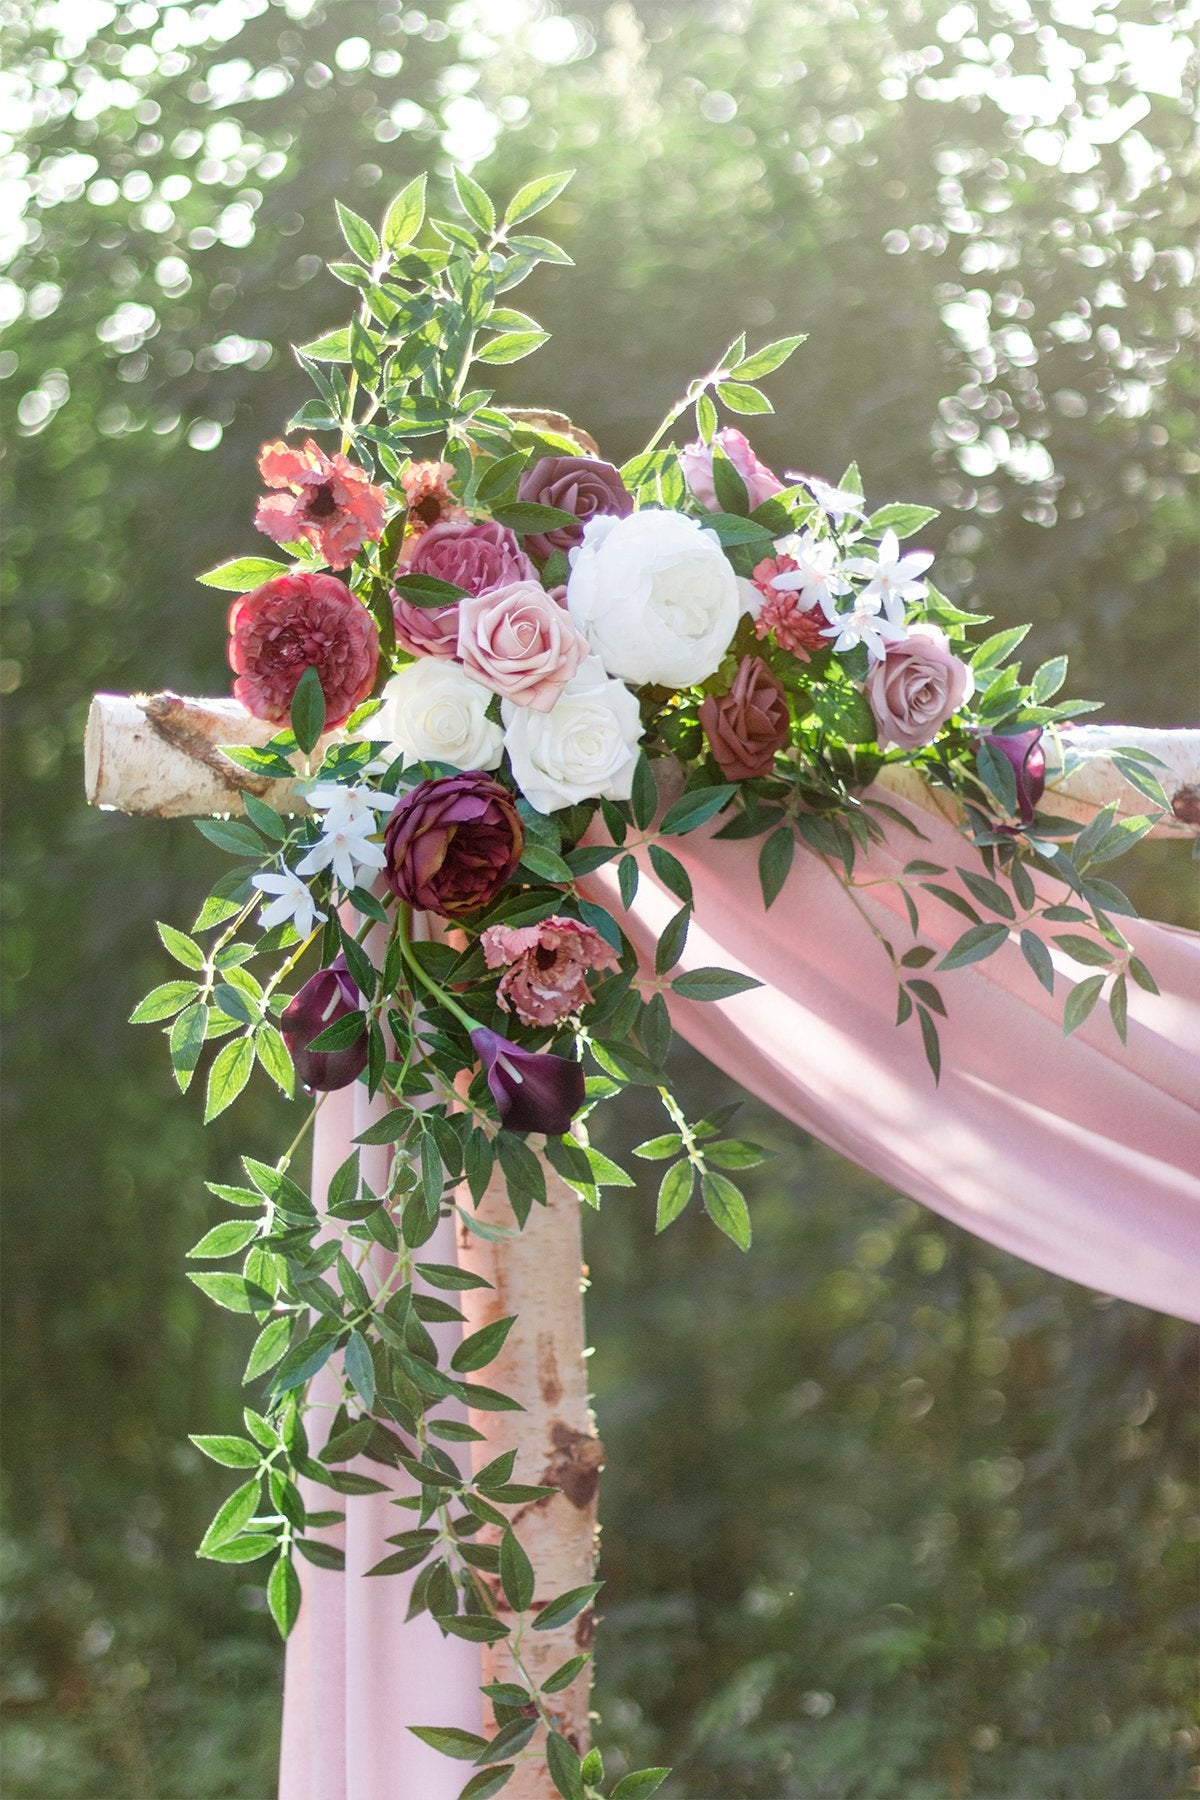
[{"left": 584, "top": 791, "right": 1200, "bottom": 1324}]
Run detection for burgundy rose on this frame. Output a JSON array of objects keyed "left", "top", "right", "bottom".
[
  {"left": 982, "top": 727, "right": 1046, "bottom": 825},
  {"left": 383, "top": 771, "right": 523, "bottom": 919},
  {"left": 865, "top": 625, "right": 974, "bottom": 752},
  {"left": 516, "top": 455, "right": 633, "bottom": 561},
  {"left": 280, "top": 958, "right": 368, "bottom": 1092},
  {"left": 470, "top": 1026, "right": 586, "bottom": 1136},
  {"left": 228, "top": 571, "right": 379, "bottom": 730},
  {"left": 698, "top": 656, "right": 791, "bottom": 781}
]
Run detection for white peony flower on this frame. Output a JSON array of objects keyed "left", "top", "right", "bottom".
[
  {"left": 566, "top": 508, "right": 742, "bottom": 689},
  {"left": 373, "top": 658, "right": 503, "bottom": 772},
  {"left": 502, "top": 656, "right": 643, "bottom": 814}
]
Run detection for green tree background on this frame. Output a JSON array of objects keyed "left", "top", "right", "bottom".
[{"left": 2, "top": 1, "right": 1196, "bottom": 1795}]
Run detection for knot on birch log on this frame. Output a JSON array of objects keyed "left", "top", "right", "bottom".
[
  {"left": 542, "top": 1422, "right": 605, "bottom": 1512},
  {"left": 1171, "top": 783, "right": 1200, "bottom": 826}
]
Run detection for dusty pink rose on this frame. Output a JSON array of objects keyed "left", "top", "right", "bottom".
[
  {"left": 866, "top": 624, "right": 975, "bottom": 751},
  {"left": 698, "top": 656, "right": 790, "bottom": 781},
  {"left": 457, "top": 580, "right": 589, "bottom": 712},
  {"left": 751, "top": 555, "right": 828, "bottom": 661},
  {"left": 390, "top": 595, "right": 461, "bottom": 660},
  {"left": 255, "top": 439, "right": 386, "bottom": 570},
  {"left": 481, "top": 915, "right": 620, "bottom": 1027},
  {"left": 228, "top": 571, "right": 379, "bottom": 728},
  {"left": 679, "top": 428, "right": 784, "bottom": 513},
  {"left": 392, "top": 521, "right": 538, "bottom": 660},
  {"left": 517, "top": 455, "right": 633, "bottom": 561}
]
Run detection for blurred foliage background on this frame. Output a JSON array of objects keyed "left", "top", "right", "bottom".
[{"left": 2, "top": 0, "right": 1197, "bottom": 1794}]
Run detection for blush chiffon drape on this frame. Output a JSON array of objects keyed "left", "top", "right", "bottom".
[{"left": 280, "top": 793, "right": 1199, "bottom": 1797}]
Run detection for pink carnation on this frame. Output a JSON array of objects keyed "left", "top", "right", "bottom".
[
  {"left": 255, "top": 439, "right": 386, "bottom": 570},
  {"left": 228, "top": 571, "right": 379, "bottom": 728},
  {"left": 751, "top": 555, "right": 828, "bottom": 661},
  {"left": 458, "top": 580, "right": 589, "bottom": 712},
  {"left": 679, "top": 428, "right": 784, "bottom": 513},
  {"left": 400, "top": 461, "right": 468, "bottom": 539},
  {"left": 481, "top": 916, "right": 620, "bottom": 1028}
]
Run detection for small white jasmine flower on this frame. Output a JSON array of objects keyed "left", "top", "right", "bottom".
[
  {"left": 821, "top": 597, "right": 909, "bottom": 662},
  {"left": 252, "top": 869, "right": 327, "bottom": 938},
  {"left": 767, "top": 531, "right": 853, "bottom": 621},
  {"left": 784, "top": 472, "right": 869, "bottom": 521},
  {"left": 841, "top": 529, "right": 934, "bottom": 625},
  {"left": 296, "top": 823, "right": 386, "bottom": 891}
]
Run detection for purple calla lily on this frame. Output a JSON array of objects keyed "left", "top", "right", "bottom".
[
  {"left": 470, "top": 1026, "right": 585, "bottom": 1137},
  {"left": 983, "top": 727, "right": 1047, "bottom": 825},
  {"left": 281, "top": 957, "right": 368, "bottom": 1091}
]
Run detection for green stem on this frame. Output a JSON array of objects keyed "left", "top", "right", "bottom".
[{"left": 395, "top": 903, "right": 480, "bottom": 1035}]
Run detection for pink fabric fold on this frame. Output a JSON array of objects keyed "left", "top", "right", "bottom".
[{"left": 584, "top": 790, "right": 1200, "bottom": 1323}]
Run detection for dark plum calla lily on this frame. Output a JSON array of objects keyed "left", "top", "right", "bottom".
[
  {"left": 982, "top": 727, "right": 1047, "bottom": 825},
  {"left": 281, "top": 957, "right": 368, "bottom": 1091},
  {"left": 470, "top": 1026, "right": 585, "bottom": 1137}
]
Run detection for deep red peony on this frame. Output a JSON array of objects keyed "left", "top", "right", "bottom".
[{"left": 228, "top": 571, "right": 380, "bottom": 729}]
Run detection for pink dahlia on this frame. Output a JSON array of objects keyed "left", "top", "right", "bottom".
[
  {"left": 255, "top": 439, "right": 386, "bottom": 570},
  {"left": 751, "top": 555, "right": 828, "bottom": 661},
  {"left": 228, "top": 571, "right": 380, "bottom": 729},
  {"left": 481, "top": 915, "right": 620, "bottom": 1028}
]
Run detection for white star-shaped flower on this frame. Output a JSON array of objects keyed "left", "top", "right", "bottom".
[
  {"left": 767, "top": 531, "right": 853, "bottom": 620},
  {"left": 821, "top": 597, "right": 909, "bottom": 662},
  {"left": 841, "top": 529, "right": 934, "bottom": 625},
  {"left": 252, "top": 869, "right": 327, "bottom": 938},
  {"left": 296, "top": 781, "right": 392, "bottom": 889},
  {"left": 784, "top": 472, "right": 869, "bottom": 521}
]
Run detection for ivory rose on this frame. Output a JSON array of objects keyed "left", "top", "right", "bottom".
[
  {"left": 679, "top": 427, "right": 784, "bottom": 513},
  {"left": 374, "top": 659, "right": 503, "bottom": 771},
  {"left": 566, "top": 509, "right": 741, "bottom": 689},
  {"left": 865, "top": 624, "right": 975, "bottom": 751},
  {"left": 458, "top": 580, "right": 589, "bottom": 712},
  {"left": 502, "top": 655, "right": 643, "bottom": 813}
]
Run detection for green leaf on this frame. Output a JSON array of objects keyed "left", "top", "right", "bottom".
[
  {"left": 204, "top": 1036, "right": 254, "bottom": 1123},
  {"left": 758, "top": 825, "right": 795, "bottom": 909},
  {"left": 267, "top": 1550, "right": 303, "bottom": 1638},
  {"left": 504, "top": 170, "right": 573, "bottom": 226},
  {"left": 198, "top": 1477, "right": 261, "bottom": 1554},
  {"left": 654, "top": 904, "right": 692, "bottom": 976},
  {"left": 196, "top": 555, "right": 290, "bottom": 591},
  {"left": 156, "top": 921, "right": 204, "bottom": 969},
  {"left": 255, "top": 1023, "right": 294, "bottom": 1097},
  {"left": 634, "top": 1133, "right": 683, "bottom": 1161},
  {"left": 1019, "top": 929, "right": 1055, "bottom": 996},
  {"left": 452, "top": 1315, "right": 516, "bottom": 1374},
  {"left": 307, "top": 1009, "right": 367, "bottom": 1053},
  {"left": 457, "top": 1769, "right": 516, "bottom": 1800},
  {"left": 646, "top": 843, "right": 693, "bottom": 906},
  {"left": 187, "top": 1220, "right": 259, "bottom": 1259},
  {"left": 1063, "top": 972, "right": 1106, "bottom": 1037},
  {"left": 244, "top": 1316, "right": 292, "bottom": 1383},
  {"left": 189, "top": 1434, "right": 260, "bottom": 1469},
  {"left": 344, "top": 1328, "right": 376, "bottom": 1410},
  {"left": 506, "top": 233, "right": 573, "bottom": 265},
  {"left": 336, "top": 200, "right": 380, "bottom": 265},
  {"left": 297, "top": 326, "right": 353, "bottom": 362},
  {"left": 612, "top": 1773, "right": 671, "bottom": 1799},
  {"left": 1129, "top": 955, "right": 1159, "bottom": 996},
  {"left": 976, "top": 739, "right": 1019, "bottom": 817},
  {"left": 916, "top": 1005, "right": 941, "bottom": 1083},
  {"left": 937, "top": 922, "right": 1010, "bottom": 972},
  {"left": 671, "top": 967, "right": 761, "bottom": 1002},
  {"left": 294, "top": 1539, "right": 346, "bottom": 1572},
  {"left": 703, "top": 1139, "right": 766, "bottom": 1170},
  {"left": 731, "top": 333, "right": 806, "bottom": 380},
  {"left": 518, "top": 843, "right": 574, "bottom": 884},
  {"left": 716, "top": 380, "right": 773, "bottom": 415},
  {"left": 864, "top": 503, "right": 939, "bottom": 539},
  {"left": 202, "top": 1534, "right": 277, "bottom": 1564},
  {"left": 129, "top": 980, "right": 198, "bottom": 1023},
  {"left": 477, "top": 1719, "right": 537, "bottom": 1764},
  {"left": 541, "top": 1654, "right": 590, "bottom": 1694},
  {"left": 972, "top": 624, "right": 1030, "bottom": 672},
  {"left": 454, "top": 166, "right": 496, "bottom": 232},
  {"left": 631, "top": 753, "right": 657, "bottom": 830},
  {"left": 476, "top": 330, "right": 548, "bottom": 365},
  {"left": 1031, "top": 655, "right": 1068, "bottom": 703},
  {"left": 436, "top": 1614, "right": 510, "bottom": 1644},
  {"left": 290, "top": 663, "right": 326, "bottom": 755},
  {"left": 1053, "top": 933, "right": 1113, "bottom": 967},
  {"left": 408, "top": 1726, "right": 489, "bottom": 1761},
  {"left": 195, "top": 816, "right": 264, "bottom": 856},
  {"left": 701, "top": 1171, "right": 752, "bottom": 1250},
  {"left": 656, "top": 1161, "right": 693, "bottom": 1232},
  {"left": 188, "top": 1272, "right": 272, "bottom": 1316},
  {"left": 382, "top": 172, "right": 426, "bottom": 250},
  {"left": 499, "top": 1529, "right": 535, "bottom": 1612},
  {"left": 531, "top": 1581, "right": 602, "bottom": 1632},
  {"left": 415, "top": 1262, "right": 493, "bottom": 1292},
  {"left": 491, "top": 501, "right": 578, "bottom": 533},
  {"left": 659, "top": 785, "right": 735, "bottom": 836},
  {"left": 546, "top": 1732, "right": 585, "bottom": 1800}
]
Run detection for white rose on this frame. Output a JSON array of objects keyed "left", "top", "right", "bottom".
[
  {"left": 502, "top": 656, "right": 643, "bottom": 813},
  {"left": 566, "top": 507, "right": 742, "bottom": 688},
  {"left": 374, "top": 658, "right": 503, "bottom": 771}
]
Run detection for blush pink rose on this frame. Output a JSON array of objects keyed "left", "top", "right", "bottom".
[
  {"left": 865, "top": 624, "right": 975, "bottom": 751},
  {"left": 458, "top": 580, "right": 589, "bottom": 712},
  {"left": 481, "top": 916, "right": 620, "bottom": 1028},
  {"left": 392, "top": 520, "right": 538, "bottom": 660},
  {"left": 679, "top": 428, "right": 784, "bottom": 513}
]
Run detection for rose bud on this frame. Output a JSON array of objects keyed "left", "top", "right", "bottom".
[
  {"left": 280, "top": 958, "right": 368, "bottom": 1092},
  {"left": 698, "top": 656, "right": 790, "bottom": 781},
  {"left": 470, "top": 1026, "right": 586, "bottom": 1136},
  {"left": 228, "top": 570, "right": 379, "bottom": 730},
  {"left": 981, "top": 727, "right": 1046, "bottom": 825},
  {"left": 383, "top": 771, "right": 523, "bottom": 920},
  {"left": 516, "top": 455, "right": 633, "bottom": 562}
]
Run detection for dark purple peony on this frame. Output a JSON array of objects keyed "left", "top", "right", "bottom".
[
  {"left": 280, "top": 958, "right": 368, "bottom": 1091},
  {"left": 982, "top": 727, "right": 1046, "bottom": 825},
  {"left": 516, "top": 455, "right": 634, "bottom": 562},
  {"left": 470, "top": 1026, "right": 586, "bottom": 1136},
  {"left": 383, "top": 772, "right": 523, "bottom": 920}
]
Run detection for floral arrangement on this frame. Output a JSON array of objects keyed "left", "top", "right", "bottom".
[{"left": 129, "top": 170, "right": 1166, "bottom": 1798}]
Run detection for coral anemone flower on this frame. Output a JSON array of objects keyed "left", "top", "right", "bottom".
[{"left": 255, "top": 439, "right": 386, "bottom": 570}]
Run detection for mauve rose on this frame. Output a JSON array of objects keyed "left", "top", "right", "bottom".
[
  {"left": 481, "top": 915, "right": 620, "bottom": 1027},
  {"left": 679, "top": 428, "right": 784, "bottom": 513},
  {"left": 698, "top": 656, "right": 791, "bottom": 781},
  {"left": 392, "top": 520, "right": 536, "bottom": 659},
  {"left": 390, "top": 596, "right": 460, "bottom": 660},
  {"left": 228, "top": 571, "right": 379, "bottom": 729},
  {"left": 470, "top": 1026, "right": 586, "bottom": 1135},
  {"left": 280, "top": 958, "right": 368, "bottom": 1092},
  {"left": 865, "top": 624, "right": 975, "bottom": 751},
  {"left": 982, "top": 727, "right": 1046, "bottom": 824},
  {"left": 517, "top": 455, "right": 633, "bottom": 561},
  {"left": 383, "top": 772, "right": 523, "bottom": 919},
  {"left": 458, "top": 580, "right": 589, "bottom": 713}
]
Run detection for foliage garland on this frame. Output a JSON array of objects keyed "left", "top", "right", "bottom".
[{"left": 126, "top": 169, "right": 1168, "bottom": 1799}]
